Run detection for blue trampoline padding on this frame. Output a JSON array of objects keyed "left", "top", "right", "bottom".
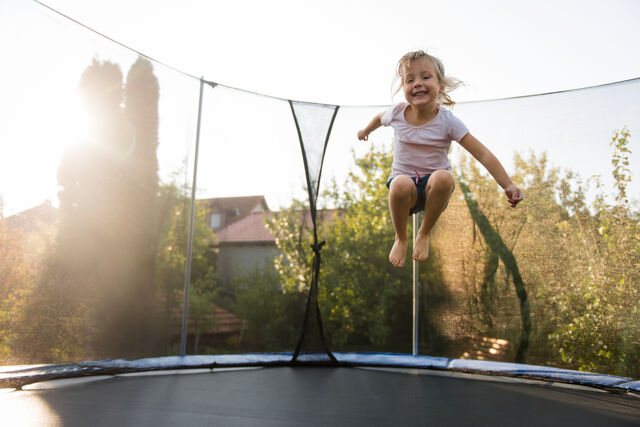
[
  {"left": 335, "top": 353, "right": 635, "bottom": 389},
  {"left": 620, "top": 381, "right": 640, "bottom": 392},
  {"left": 1, "top": 352, "right": 637, "bottom": 392}
]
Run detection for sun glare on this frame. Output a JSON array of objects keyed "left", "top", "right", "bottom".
[
  {"left": 1, "top": 82, "right": 90, "bottom": 215},
  {"left": 0, "top": 389, "right": 61, "bottom": 426},
  {"left": 54, "top": 89, "right": 92, "bottom": 146}
]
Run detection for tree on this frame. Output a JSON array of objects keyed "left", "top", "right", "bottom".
[
  {"left": 26, "top": 58, "right": 131, "bottom": 361},
  {"left": 0, "top": 209, "right": 32, "bottom": 362},
  {"left": 16, "top": 57, "right": 164, "bottom": 361},
  {"left": 71, "top": 57, "right": 163, "bottom": 357},
  {"left": 316, "top": 147, "right": 414, "bottom": 350},
  {"left": 546, "top": 128, "right": 640, "bottom": 376},
  {"left": 1, "top": 200, "right": 83, "bottom": 363},
  {"left": 231, "top": 264, "right": 305, "bottom": 352},
  {"left": 265, "top": 146, "right": 449, "bottom": 353},
  {"left": 432, "top": 149, "right": 562, "bottom": 364},
  {"left": 153, "top": 179, "right": 218, "bottom": 354},
  {"left": 456, "top": 172, "right": 530, "bottom": 363},
  {"left": 123, "top": 57, "right": 160, "bottom": 300},
  {"left": 445, "top": 131, "right": 639, "bottom": 375}
]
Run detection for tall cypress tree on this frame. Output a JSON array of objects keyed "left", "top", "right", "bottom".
[
  {"left": 57, "top": 59, "right": 125, "bottom": 278},
  {"left": 25, "top": 58, "right": 129, "bottom": 362},
  {"left": 124, "top": 57, "right": 159, "bottom": 293},
  {"left": 118, "top": 57, "right": 162, "bottom": 355},
  {"left": 53, "top": 57, "right": 163, "bottom": 359}
]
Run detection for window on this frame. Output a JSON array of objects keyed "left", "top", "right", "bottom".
[{"left": 210, "top": 213, "right": 222, "bottom": 229}]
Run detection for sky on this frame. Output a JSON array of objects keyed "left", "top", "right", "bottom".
[
  {"left": 1, "top": 0, "right": 640, "bottom": 215},
  {"left": 22, "top": 0, "right": 640, "bottom": 104}
]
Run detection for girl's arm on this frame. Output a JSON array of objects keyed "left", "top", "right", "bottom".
[
  {"left": 357, "top": 112, "right": 384, "bottom": 141},
  {"left": 459, "top": 133, "right": 524, "bottom": 207}
]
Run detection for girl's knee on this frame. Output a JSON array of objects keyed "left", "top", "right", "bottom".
[
  {"left": 389, "top": 175, "right": 417, "bottom": 203},
  {"left": 389, "top": 175, "right": 415, "bottom": 194},
  {"left": 430, "top": 170, "right": 455, "bottom": 191}
]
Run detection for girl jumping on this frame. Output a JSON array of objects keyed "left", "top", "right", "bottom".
[{"left": 358, "top": 50, "right": 523, "bottom": 267}]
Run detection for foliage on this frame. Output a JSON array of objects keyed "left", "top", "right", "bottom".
[
  {"left": 154, "top": 178, "right": 218, "bottom": 354},
  {"left": 0, "top": 219, "right": 34, "bottom": 362},
  {"left": 1, "top": 57, "right": 217, "bottom": 362},
  {"left": 52, "top": 57, "right": 164, "bottom": 358},
  {"left": 423, "top": 133, "right": 639, "bottom": 376},
  {"left": 265, "top": 146, "right": 448, "bottom": 352},
  {"left": 0, "top": 211, "right": 81, "bottom": 363},
  {"left": 231, "top": 265, "right": 305, "bottom": 352},
  {"left": 316, "top": 147, "right": 413, "bottom": 350},
  {"left": 443, "top": 128, "right": 639, "bottom": 376},
  {"left": 8, "top": 257, "right": 90, "bottom": 363},
  {"left": 544, "top": 128, "right": 640, "bottom": 376},
  {"left": 431, "top": 150, "right": 533, "bottom": 360},
  {"left": 456, "top": 173, "right": 530, "bottom": 363}
]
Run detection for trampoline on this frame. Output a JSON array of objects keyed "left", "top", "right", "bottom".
[
  {"left": 2, "top": 354, "right": 640, "bottom": 426},
  {"left": 2, "top": 353, "right": 640, "bottom": 426}
]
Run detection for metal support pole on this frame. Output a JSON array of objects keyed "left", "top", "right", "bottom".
[
  {"left": 412, "top": 213, "right": 419, "bottom": 356},
  {"left": 180, "top": 78, "right": 205, "bottom": 357}
]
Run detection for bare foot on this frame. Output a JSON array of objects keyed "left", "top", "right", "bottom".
[
  {"left": 412, "top": 234, "right": 430, "bottom": 261},
  {"left": 389, "top": 237, "right": 409, "bottom": 267}
]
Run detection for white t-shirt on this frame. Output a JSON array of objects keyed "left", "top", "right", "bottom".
[{"left": 381, "top": 102, "right": 469, "bottom": 177}]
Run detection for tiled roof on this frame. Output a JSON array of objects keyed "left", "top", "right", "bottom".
[
  {"left": 215, "top": 211, "right": 275, "bottom": 243},
  {"left": 173, "top": 303, "right": 245, "bottom": 335},
  {"left": 214, "top": 209, "right": 340, "bottom": 244},
  {"left": 200, "top": 196, "right": 267, "bottom": 214},
  {"left": 198, "top": 195, "right": 270, "bottom": 230},
  {"left": 4, "top": 201, "right": 57, "bottom": 232},
  {"left": 195, "top": 305, "right": 245, "bottom": 335}
]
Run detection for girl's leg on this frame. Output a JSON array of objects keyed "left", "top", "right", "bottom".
[
  {"left": 388, "top": 175, "right": 418, "bottom": 267},
  {"left": 413, "top": 170, "right": 455, "bottom": 261}
]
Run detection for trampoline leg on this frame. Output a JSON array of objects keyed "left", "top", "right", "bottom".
[{"left": 412, "top": 213, "right": 420, "bottom": 356}]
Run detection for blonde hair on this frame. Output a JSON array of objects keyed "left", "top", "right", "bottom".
[{"left": 393, "top": 50, "right": 463, "bottom": 108}]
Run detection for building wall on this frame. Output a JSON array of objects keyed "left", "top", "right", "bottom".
[{"left": 217, "top": 243, "right": 279, "bottom": 285}]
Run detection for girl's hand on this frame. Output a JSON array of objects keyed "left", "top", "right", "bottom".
[
  {"left": 504, "top": 184, "right": 524, "bottom": 207},
  {"left": 358, "top": 113, "right": 383, "bottom": 141}
]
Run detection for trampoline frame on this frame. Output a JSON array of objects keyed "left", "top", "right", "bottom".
[{"left": 2, "top": 352, "right": 640, "bottom": 394}]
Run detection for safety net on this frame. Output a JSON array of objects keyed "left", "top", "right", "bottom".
[{"left": 1, "top": 0, "right": 639, "bottom": 391}]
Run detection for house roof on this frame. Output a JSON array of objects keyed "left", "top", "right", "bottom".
[
  {"left": 4, "top": 200, "right": 58, "bottom": 232},
  {"left": 214, "top": 208, "right": 340, "bottom": 245},
  {"left": 199, "top": 196, "right": 268, "bottom": 215},
  {"left": 215, "top": 211, "right": 275, "bottom": 244},
  {"left": 199, "top": 195, "right": 270, "bottom": 230},
  {"left": 171, "top": 302, "right": 246, "bottom": 336},
  {"left": 191, "top": 305, "right": 246, "bottom": 335}
]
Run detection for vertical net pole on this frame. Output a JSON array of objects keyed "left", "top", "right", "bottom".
[
  {"left": 180, "top": 77, "right": 205, "bottom": 357},
  {"left": 412, "top": 213, "right": 420, "bottom": 356}
]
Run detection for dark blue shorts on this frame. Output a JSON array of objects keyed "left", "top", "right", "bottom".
[{"left": 386, "top": 174, "right": 431, "bottom": 215}]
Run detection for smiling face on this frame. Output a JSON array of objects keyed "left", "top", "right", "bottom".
[{"left": 401, "top": 58, "right": 445, "bottom": 110}]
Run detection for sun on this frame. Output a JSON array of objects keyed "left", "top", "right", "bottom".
[
  {"left": 0, "top": 79, "right": 91, "bottom": 215},
  {"left": 53, "top": 88, "right": 93, "bottom": 148}
]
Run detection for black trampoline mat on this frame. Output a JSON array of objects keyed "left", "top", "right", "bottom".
[{"left": 3, "top": 367, "right": 640, "bottom": 426}]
